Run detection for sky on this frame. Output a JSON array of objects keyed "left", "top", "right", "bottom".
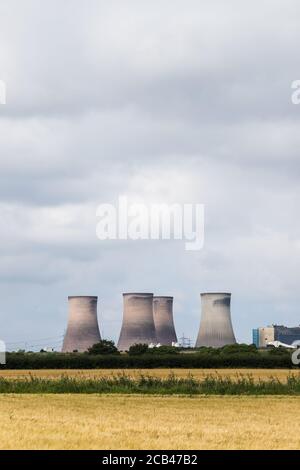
[{"left": 0, "top": 0, "right": 299, "bottom": 350}]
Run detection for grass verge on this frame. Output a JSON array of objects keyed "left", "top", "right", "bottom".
[{"left": 0, "top": 373, "right": 300, "bottom": 394}]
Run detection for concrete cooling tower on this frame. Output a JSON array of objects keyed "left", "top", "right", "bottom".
[
  {"left": 153, "top": 296, "right": 177, "bottom": 345},
  {"left": 117, "top": 293, "right": 157, "bottom": 351},
  {"left": 195, "top": 293, "right": 236, "bottom": 348},
  {"left": 62, "top": 296, "right": 101, "bottom": 352}
]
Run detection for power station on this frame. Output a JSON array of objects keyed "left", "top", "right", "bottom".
[
  {"left": 153, "top": 296, "right": 177, "bottom": 345},
  {"left": 62, "top": 296, "right": 101, "bottom": 352},
  {"left": 51, "top": 290, "right": 300, "bottom": 352},
  {"left": 61, "top": 292, "right": 237, "bottom": 352},
  {"left": 195, "top": 293, "right": 236, "bottom": 348},
  {"left": 117, "top": 293, "right": 157, "bottom": 351},
  {"left": 253, "top": 325, "right": 300, "bottom": 348}
]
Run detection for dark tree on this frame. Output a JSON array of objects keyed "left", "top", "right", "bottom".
[
  {"left": 128, "top": 343, "right": 149, "bottom": 355},
  {"left": 88, "top": 340, "right": 119, "bottom": 355}
]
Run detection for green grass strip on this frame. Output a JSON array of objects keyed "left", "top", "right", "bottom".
[{"left": 0, "top": 373, "right": 300, "bottom": 395}]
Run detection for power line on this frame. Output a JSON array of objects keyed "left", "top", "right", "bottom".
[{"left": 6, "top": 335, "right": 64, "bottom": 345}]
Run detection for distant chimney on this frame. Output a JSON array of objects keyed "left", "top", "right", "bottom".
[
  {"left": 62, "top": 296, "right": 101, "bottom": 352},
  {"left": 117, "top": 293, "right": 157, "bottom": 351},
  {"left": 195, "top": 293, "right": 236, "bottom": 348},
  {"left": 153, "top": 296, "right": 177, "bottom": 345}
]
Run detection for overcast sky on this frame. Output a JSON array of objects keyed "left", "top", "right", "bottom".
[{"left": 0, "top": 0, "right": 299, "bottom": 350}]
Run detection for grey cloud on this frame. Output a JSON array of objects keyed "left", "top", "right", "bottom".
[{"left": 0, "top": 0, "right": 299, "bottom": 348}]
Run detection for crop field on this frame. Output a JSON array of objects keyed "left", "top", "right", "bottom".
[
  {"left": 0, "top": 368, "right": 299, "bottom": 381},
  {"left": 0, "top": 394, "right": 299, "bottom": 450}
]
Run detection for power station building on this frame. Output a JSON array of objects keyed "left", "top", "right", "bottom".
[
  {"left": 195, "top": 292, "right": 236, "bottom": 348},
  {"left": 153, "top": 296, "right": 177, "bottom": 345},
  {"left": 117, "top": 293, "right": 157, "bottom": 351},
  {"left": 59, "top": 291, "right": 299, "bottom": 352},
  {"left": 252, "top": 325, "right": 300, "bottom": 348},
  {"left": 62, "top": 296, "right": 101, "bottom": 352}
]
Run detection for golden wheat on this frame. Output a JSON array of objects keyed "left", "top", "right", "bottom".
[
  {"left": 0, "top": 368, "right": 299, "bottom": 382},
  {"left": 0, "top": 394, "right": 299, "bottom": 449}
]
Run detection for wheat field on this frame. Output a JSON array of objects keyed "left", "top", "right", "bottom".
[
  {"left": 0, "top": 394, "right": 299, "bottom": 449},
  {"left": 0, "top": 368, "right": 299, "bottom": 381}
]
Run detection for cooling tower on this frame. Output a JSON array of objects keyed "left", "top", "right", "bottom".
[
  {"left": 117, "top": 293, "right": 157, "bottom": 351},
  {"left": 62, "top": 296, "right": 101, "bottom": 352},
  {"left": 153, "top": 296, "right": 177, "bottom": 345},
  {"left": 195, "top": 293, "right": 236, "bottom": 348}
]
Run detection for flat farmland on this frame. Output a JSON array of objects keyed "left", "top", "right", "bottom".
[
  {"left": 0, "top": 368, "right": 299, "bottom": 382},
  {"left": 0, "top": 394, "right": 299, "bottom": 450}
]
